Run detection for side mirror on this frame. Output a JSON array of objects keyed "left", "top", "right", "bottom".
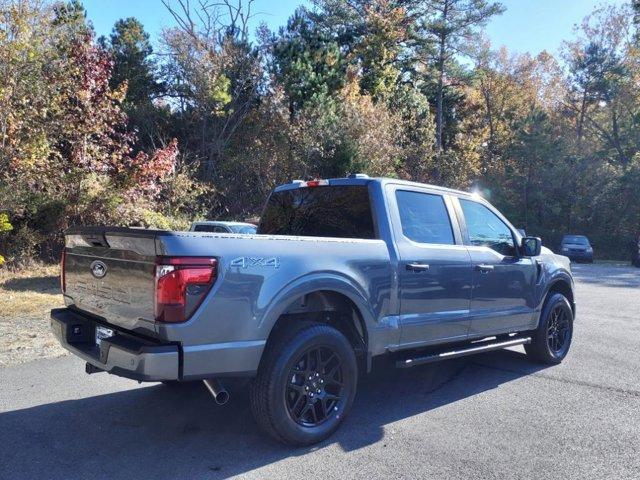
[{"left": 521, "top": 237, "right": 542, "bottom": 257}]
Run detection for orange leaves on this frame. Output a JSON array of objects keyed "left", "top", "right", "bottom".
[{"left": 125, "top": 139, "right": 179, "bottom": 199}]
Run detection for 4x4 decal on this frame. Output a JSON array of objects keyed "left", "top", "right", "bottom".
[{"left": 230, "top": 257, "right": 280, "bottom": 269}]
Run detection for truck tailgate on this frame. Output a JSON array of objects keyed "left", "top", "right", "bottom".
[{"left": 63, "top": 228, "right": 160, "bottom": 336}]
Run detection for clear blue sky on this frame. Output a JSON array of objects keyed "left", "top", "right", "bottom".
[{"left": 82, "top": 0, "right": 630, "bottom": 55}]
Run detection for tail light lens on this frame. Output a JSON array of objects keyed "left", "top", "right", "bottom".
[
  {"left": 60, "top": 248, "right": 66, "bottom": 293},
  {"left": 155, "top": 257, "right": 217, "bottom": 323}
]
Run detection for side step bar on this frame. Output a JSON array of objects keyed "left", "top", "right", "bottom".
[{"left": 396, "top": 337, "right": 531, "bottom": 369}]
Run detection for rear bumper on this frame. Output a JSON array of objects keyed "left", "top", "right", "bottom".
[
  {"left": 50, "top": 308, "right": 179, "bottom": 382},
  {"left": 51, "top": 308, "right": 265, "bottom": 381}
]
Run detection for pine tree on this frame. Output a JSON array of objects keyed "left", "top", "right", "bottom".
[
  {"left": 100, "top": 18, "right": 164, "bottom": 148},
  {"left": 418, "top": 0, "right": 504, "bottom": 157}
]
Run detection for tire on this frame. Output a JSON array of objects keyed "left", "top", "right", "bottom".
[
  {"left": 525, "top": 293, "right": 574, "bottom": 364},
  {"left": 250, "top": 322, "right": 358, "bottom": 446}
]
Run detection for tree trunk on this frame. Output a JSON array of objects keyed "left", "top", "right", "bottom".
[
  {"left": 434, "top": 1, "right": 449, "bottom": 183},
  {"left": 523, "top": 159, "right": 532, "bottom": 231},
  {"left": 436, "top": 43, "right": 445, "bottom": 154},
  {"left": 577, "top": 90, "right": 587, "bottom": 143},
  {"left": 481, "top": 78, "right": 494, "bottom": 173},
  {"left": 611, "top": 103, "right": 627, "bottom": 164},
  {"left": 435, "top": 0, "right": 447, "bottom": 157}
]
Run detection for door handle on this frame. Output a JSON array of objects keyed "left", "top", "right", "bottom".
[
  {"left": 406, "top": 263, "right": 430, "bottom": 272},
  {"left": 475, "top": 264, "right": 494, "bottom": 273}
]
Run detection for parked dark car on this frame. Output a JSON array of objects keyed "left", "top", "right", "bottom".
[{"left": 560, "top": 235, "right": 594, "bottom": 263}]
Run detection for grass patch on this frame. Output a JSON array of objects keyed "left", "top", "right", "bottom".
[{"left": 0, "top": 264, "right": 67, "bottom": 367}]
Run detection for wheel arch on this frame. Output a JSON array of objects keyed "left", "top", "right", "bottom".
[
  {"left": 259, "top": 275, "right": 376, "bottom": 372},
  {"left": 543, "top": 277, "right": 575, "bottom": 316}
]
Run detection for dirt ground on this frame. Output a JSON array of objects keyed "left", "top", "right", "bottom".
[{"left": 0, "top": 264, "right": 67, "bottom": 367}]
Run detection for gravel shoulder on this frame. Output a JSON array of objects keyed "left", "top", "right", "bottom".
[{"left": 0, "top": 264, "right": 67, "bottom": 367}]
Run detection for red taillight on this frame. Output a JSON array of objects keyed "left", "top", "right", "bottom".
[
  {"left": 155, "top": 257, "right": 217, "bottom": 323},
  {"left": 60, "top": 248, "right": 66, "bottom": 293}
]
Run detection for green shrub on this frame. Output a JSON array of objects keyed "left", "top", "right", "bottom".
[
  {"left": 0, "top": 213, "right": 13, "bottom": 267},
  {"left": 2, "top": 225, "right": 44, "bottom": 267}
]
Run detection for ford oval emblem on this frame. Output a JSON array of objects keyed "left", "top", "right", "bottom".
[{"left": 90, "top": 260, "right": 108, "bottom": 279}]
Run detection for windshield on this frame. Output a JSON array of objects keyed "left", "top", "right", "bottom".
[
  {"left": 258, "top": 185, "right": 376, "bottom": 239},
  {"left": 563, "top": 236, "right": 589, "bottom": 245},
  {"left": 231, "top": 225, "right": 257, "bottom": 234}
]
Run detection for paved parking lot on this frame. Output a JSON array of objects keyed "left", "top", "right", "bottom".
[{"left": 1, "top": 263, "right": 639, "bottom": 480}]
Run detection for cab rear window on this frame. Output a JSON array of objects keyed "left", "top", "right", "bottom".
[{"left": 258, "top": 186, "right": 376, "bottom": 239}]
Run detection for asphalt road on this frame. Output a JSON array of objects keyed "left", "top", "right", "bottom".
[{"left": 1, "top": 264, "right": 639, "bottom": 480}]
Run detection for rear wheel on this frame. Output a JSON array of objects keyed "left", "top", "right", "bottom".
[
  {"left": 525, "top": 293, "right": 573, "bottom": 364},
  {"left": 250, "top": 322, "right": 358, "bottom": 445}
]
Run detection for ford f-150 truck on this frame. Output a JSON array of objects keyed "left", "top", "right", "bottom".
[{"left": 51, "top": 175, "right": 575, "bottom": 445}]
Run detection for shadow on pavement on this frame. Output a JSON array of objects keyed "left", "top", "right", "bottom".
[{"left": 0, "top": 349, "right": 549, "bottom": 480}]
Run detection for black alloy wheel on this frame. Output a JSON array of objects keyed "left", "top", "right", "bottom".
[
  {"left": 250, "top": 322, "right": 358, "bottom": 445},
  {"left": 546, "top": 303, "right": 571, "bottom": 357},
  {"left": 285, "top": 346, "right": 345, "bottom": 427},
  {"left": 525, "top": 292, "right": 574, "bottom": 364}
]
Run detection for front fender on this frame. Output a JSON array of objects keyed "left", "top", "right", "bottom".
[{"left": 536, "top": 267, "right": 575, "bottom": 322}]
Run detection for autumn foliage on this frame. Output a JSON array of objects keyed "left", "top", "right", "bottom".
[
  {"left": 2, "top": 0, "right": 640, "bottom": 265},
  {"left": 0, "top": 1, "right": 200, "bottom": 263}
]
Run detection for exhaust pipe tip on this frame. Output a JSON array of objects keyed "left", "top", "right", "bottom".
[
  {"left": 203, "top": 378, "right": 229, "bottom": 406},
  {"left": 214, "top": 389, "right": 229, "bottom": 405}
]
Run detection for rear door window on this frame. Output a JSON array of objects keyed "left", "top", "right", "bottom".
[
  {"left": 258, "top": 185, "right": 376, "bottom": 239},
  {"left": 395, "top": 190, "right": 454, "bottom": 245}
]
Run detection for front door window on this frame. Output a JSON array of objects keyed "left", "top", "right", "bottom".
[{"left": 459, "top": 199, "right": 516, "bottom": 257}]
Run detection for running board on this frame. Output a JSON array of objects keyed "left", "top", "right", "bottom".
[{"left": 395, "top": 337, "right": 531, "bottom": 369}]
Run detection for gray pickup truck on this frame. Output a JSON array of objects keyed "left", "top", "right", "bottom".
[{"left": 51, "top": 175, "right": 575, "bottom": 445}]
